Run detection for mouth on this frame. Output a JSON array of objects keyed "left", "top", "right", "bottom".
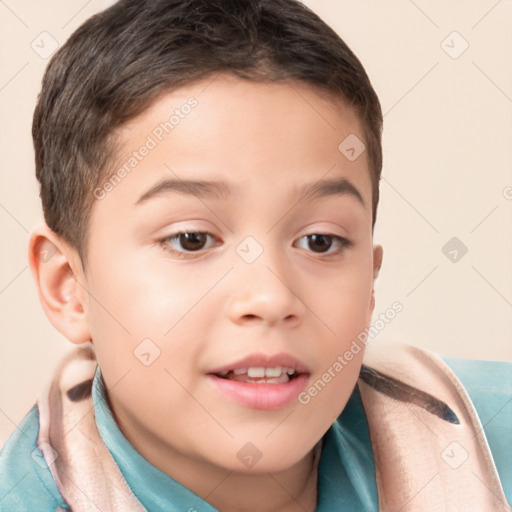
[{"left": 206, "top": 353, "right": 311, "bottom": 410}]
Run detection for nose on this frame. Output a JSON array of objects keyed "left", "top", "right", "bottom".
[{"left": 228, "top": 250, "right": 306, "bottom": 328}]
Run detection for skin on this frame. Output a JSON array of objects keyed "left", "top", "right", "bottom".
[{"left": 29, "top": 73, "right": 383, "bottom": 512}]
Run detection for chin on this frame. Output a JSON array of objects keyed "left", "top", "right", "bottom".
[{"left": 209, "top": 437, "right": 316, "bottom": 475}]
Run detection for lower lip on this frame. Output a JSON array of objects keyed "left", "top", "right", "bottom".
[{"left": 206, "top": 373, "right": 309, "bottom": 410}]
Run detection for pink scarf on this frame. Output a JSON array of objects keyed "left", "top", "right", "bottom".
[{"left": 36, "top": 342, "right": 509, "bottom": 511}]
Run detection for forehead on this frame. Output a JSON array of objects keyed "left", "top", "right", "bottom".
[
  {"left": 117, "top": 74, "right": 365, "bottom": 142},
  {"left": 91, "top": 73, "right": 371, "bottom": 226}
]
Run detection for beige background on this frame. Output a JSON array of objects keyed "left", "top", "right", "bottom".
[{"left": 1, "top": 0, "right": 511, "bottom": 448}]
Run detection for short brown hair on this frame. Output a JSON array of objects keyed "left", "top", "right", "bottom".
[{"left": 32, "top": 0, "right": 383, "bottom": 268}]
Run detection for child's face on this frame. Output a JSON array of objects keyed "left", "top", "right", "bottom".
[{"left": 76, "top": 74, "right": 381, "bottom": 475}]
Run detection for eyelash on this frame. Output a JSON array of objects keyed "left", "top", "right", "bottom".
[{"left": 157, "top": 231, "right": 352, "bottom": 259}]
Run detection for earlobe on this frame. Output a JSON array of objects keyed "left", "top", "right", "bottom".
[{"left": 28, "top": 222, "right": 91, "bottom": 345}]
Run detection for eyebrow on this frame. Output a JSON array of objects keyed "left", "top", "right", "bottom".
[
  {"left": 134, "top": 177, "right": 365, "bottom": 208},
  {"left": 297, "top": 178, "right": 365, "bottom": 207},
  {"left": 135, "top": 178, "right": 229, "bottom": 205}
]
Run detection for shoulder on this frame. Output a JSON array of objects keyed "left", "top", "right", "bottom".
[
  {"left": 0, "top": 404, "right": 68, "bottom": 511},
  {"left": 442, "top": 356, "right": 512, "bottom": 504}
]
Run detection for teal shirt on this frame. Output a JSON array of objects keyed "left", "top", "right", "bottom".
[{"left": 1, "top": 357, "right": 511, "bottom": 511}]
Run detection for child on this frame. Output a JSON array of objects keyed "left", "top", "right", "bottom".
[{"left": 1, "top": 0, "right": 510, "bottom": 510}]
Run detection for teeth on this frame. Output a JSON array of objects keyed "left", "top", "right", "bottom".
[
  {"left": 216, "top": 366, "right": 298, "bottom": 378},
  {"left": 247, "top": 367, "right": 266, "bottom": 378},
  {"left": 234, "top": 366, "right": 297, "bottom": 378},
  {"left": 265, "top": 367, "right": 283, "bottom": 377}
]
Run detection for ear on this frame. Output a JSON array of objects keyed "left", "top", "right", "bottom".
[
  {"left": 369, "top": 244, "right": 384, "bottom": 313},
  {"left": 28, "top": 222, "right": 91, "bottom": 345},
  {"left": 373, "top": 244, "right": 383, "bottom": 281}
]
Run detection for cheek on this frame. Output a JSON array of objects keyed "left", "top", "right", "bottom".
[
  {"left": 296, "top": 350, "right": 364, "bottom": 444},
  {"left": 87, "top": 249, "right": 203, "bottom": 334},
  {"left": 293, "top": 255, "right": 372, "bottom": 404},
  {"left": 85, "top": 256, "right": 212, "bottom": 385},
  {"left": 306, "top": 259, "right": 374, "bottom": 334}
]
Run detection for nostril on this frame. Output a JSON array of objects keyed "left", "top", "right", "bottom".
[{"left": 242, "top": 314, "right": 258, "bottom": 321}]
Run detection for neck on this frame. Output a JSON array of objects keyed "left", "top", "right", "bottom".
[
  {"left": 115, "top": 405, "right": 321, "bottom": 512},
  {"left": 205, "top": 446, "right": 321, "bottom": 512}
]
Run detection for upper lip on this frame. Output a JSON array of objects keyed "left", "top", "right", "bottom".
[{"left": 208, "top": 352, "right": 311, "bottom": 375}]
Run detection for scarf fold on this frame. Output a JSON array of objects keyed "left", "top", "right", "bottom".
[
  {"left": 359, "top": 342, "right": 509, "bottom": 511},
  {"left": 37, "top": 344, "right": 146, "bottom": 511},
  {"left": 36, "top": 342, "right": 508, "bottom": 511}
]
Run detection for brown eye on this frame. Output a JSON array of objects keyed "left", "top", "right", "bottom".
[
  {"left": 178, "top": 232, "right": 208, "bottom": 251},
  {"left": 161, "top": 231, "right": 216, "bottom": 254},
  {"left": 295, "top": 233, "right": 351, "bottom": 255},
  {"left": 306, "top": 234, "right": 333, "bottom": 253}
]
